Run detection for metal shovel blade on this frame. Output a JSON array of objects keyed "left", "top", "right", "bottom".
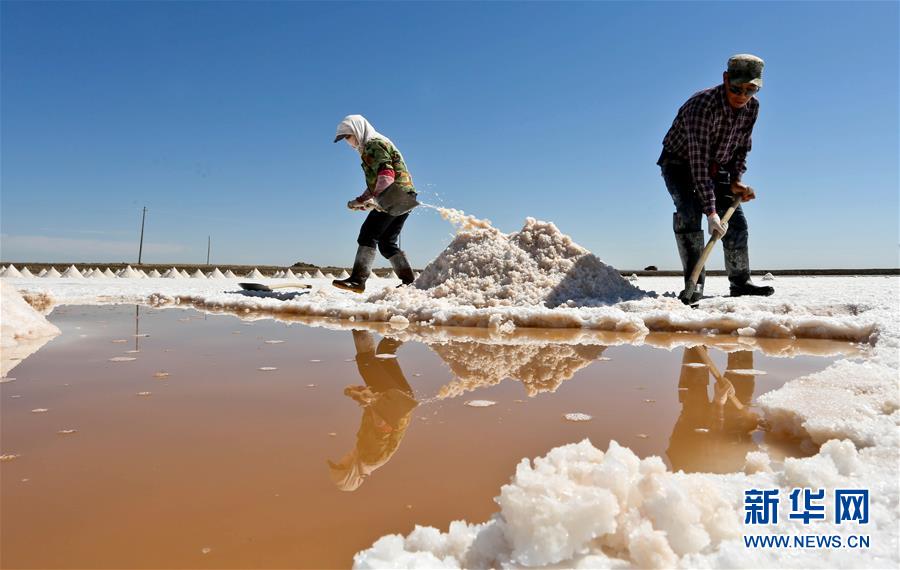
[{"left": 239, "top": 282, "right": 311, "bottom": 292}]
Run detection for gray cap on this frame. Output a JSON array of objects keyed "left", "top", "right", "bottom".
[{"left": 727, "top": 54, "right": 764, "bottom": 87}]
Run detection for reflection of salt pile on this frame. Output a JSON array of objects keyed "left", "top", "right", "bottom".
[
  {"left": 415, "top": 215, "right": 647, "bottom": 308},
  {"left": 432, "top": 341, "right": 605, "bottom": 398},
  {"left": 1, "top": 282, "right": 61, "bottom": 377}
]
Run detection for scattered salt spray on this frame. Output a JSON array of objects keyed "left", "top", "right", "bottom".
[
  {"left": 246, "top": 268, "right": 264, "bottom": 279},
  {"left": 402, "top": 208, "right": 648, "bottom": 308},
  {"left": 313, "top": 269, "right": 325, "bottom": 279},
  {"left": 44, "top": 267, "right": 61, "bottom": 278},
  {"left": 190, "top": 269, "right": 207, "bottom": 279}
]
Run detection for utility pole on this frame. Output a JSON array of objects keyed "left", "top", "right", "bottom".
[
  {"left": 137, "top": 206, "right": 147, "bottom": 265},
  {"left": 206, "top": 236, "right": 211, "bottom": 265}
]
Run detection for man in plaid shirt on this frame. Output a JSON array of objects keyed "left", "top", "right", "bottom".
[{"left": 658, "top": 54, "right": 774, "bottom": 304}]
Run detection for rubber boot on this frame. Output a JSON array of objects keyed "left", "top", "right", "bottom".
[
  {"left": 388, "top": 251, "right": 415, "bottom": 287},
  {"left": 676, "top": 231, "right": 705, "bottom": 304},
  {"left": 725, "top": 247, "right": 773, "bottom": 297},
  {"left": 333, "top": 246, "right": 376, "bottom": 293}
]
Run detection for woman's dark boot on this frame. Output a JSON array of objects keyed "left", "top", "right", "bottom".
[
  {"left": 333, "top": 246, "right": 376, "bottom": 293},
  {"left": 388, "top": 251, "right": 415, "bottom": 287}
]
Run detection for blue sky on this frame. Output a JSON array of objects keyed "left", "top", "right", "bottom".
[{"left": 2, "top": 1, "right": 897, "bottom": 270}]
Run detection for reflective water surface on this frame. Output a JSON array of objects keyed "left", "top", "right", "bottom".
[{"left": 1, "top": 305, "right": 862, "bottom": 569}]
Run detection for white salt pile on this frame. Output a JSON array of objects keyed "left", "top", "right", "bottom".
[
  {"left": 246, "top": 268, "right": 264, "bottom": 279},
  {"left": 386, "top": 270, "right": 398, "bottom": 280},
  {"left": 338, "top": 270, "right": 350, "bottom": 279},
  {"left": 300, "top": 271, "right": 311, "bottom": 279},
  {"left": 37, "top": 268, "right": 47, "bottom": 277},
  {"left": 273, "top": 270, "right": 284, "bottom": 278},
  {"left": 19, "top": 267, "right": 35, "bottom": 278},
  {"left": 763, "top": 272, "right": 775, "bottom": 281},
  {"left": 313, "top": 269, "right": 326, "bottom": 279},
  {"left": 208, "top": 268, "right": 226, "bottom": 279},
  {"left": 148, "top": 269, "right": 161, "bottom": 278},
  {"left": 118, "top": 265, "right": 141, "bottom": 278},
  {"left": 190, "top": 269, "right": 207, "bottom": 279},
  {"left": 1, "top": 281, "right": 61, "bottom": 377},
  {"left": 61, "top": 265, "right": 84, "bottom": 278},
  {"left": 223, "top": 269, "right": 237, "bottom": 278},
  {"left": 281, "top": 269, "right": 294, "bottom": 279},
  {"left": 102, "top": 268, "right": 116, "bottom": 278},
  {"left": 179, "top": 269, "right": 191, "bottom": 278},
  {"left": 324, "top": 272, "right": 335, "bottom": 279},
  {"left": 410, "top": 216, "right": 648, "bottom": 308},
  {"left": 44, "top": 267, "right": 61, "bottom": 278}
]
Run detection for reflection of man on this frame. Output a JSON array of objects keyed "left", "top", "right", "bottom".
[
  {"left": 328, "top": 330, "right": 417, "bottom": 491},
  {"left": 667, "top": 347, "right": 759, "bottom": 473}
]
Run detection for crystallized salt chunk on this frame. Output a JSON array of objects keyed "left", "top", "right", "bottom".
[
  {"left": 465, "top": 400, "right": 496, "bottom": 407},
  {"left": 264, "top": 340, "right": 285, "bottom": 344},
  {"left": 727, "top": 369, "right": 767, "bottom": 375},
  {"left": 563, "top": 413, "right": 592, "bottom": 422},
  {"left": 1, "top": 453, "right": 20, "bottom": 461},
  {"left": 31, "top": 408, "right": 48, "bottom": 413},
  {"left": 58, "top": 429, "right": 78, "bottom": 435},
  {"left": 375, "top": 354, "right": 397, "bottom": 359},
  {"left": 108, "top": 357, "right": 136, "bottom": 362},
  {"left": 258, "top": 367, "right": 277, "bottom": 371},
  {"left": 682, "top": 362, "right": 707, "bottom": 368},
  {"left": 137, "top": 392, "right": 151, "bottom": 396},
  {"left": 153, "top": 372, "right": 170, "bottom": 379}
]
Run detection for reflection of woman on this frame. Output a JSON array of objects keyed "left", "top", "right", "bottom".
[
  {"left": 328, "top": 330, "right": 418, "bottom": 491},
  {"left": 667, "top": 347, "right": 758, "bottom": 473}
]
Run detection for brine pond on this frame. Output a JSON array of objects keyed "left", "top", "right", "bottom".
[{"left": 1, "top": 304, "right": 863, "bottom": 569}]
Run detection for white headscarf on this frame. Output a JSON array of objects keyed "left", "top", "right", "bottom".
[{"left": 334, "top": 114, "right": 397, "bottom": 156}]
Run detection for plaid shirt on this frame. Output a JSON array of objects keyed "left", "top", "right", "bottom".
[{"left": 661, "top": 84, "right": 759, "bottom": 214}]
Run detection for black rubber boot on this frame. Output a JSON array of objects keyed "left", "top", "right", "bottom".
[
  {"left": 388, "top": 251, "right": 415, "bottom": 287},
  {"left": 333, "top": 246, "right": 376, "bottom": 293},
  {"left": 676, "top": 231, "right": 705, "bottom": 305},
  {"left": 725, "top": 247, "right": 773, "bottom": 297}
]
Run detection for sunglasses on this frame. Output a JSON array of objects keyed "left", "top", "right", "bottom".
[{"left": 728, "top": 83, "right": 760, "bottom": 96}]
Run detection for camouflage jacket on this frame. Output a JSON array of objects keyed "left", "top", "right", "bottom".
[{"left": 361, "top": 139, "right": 416, "bottom": 194}]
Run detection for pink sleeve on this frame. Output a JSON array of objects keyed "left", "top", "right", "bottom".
[{"left": 372, "top": 169, "right": 396, "bottom": 196}]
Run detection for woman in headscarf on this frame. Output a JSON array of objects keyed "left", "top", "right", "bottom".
[{"left": 332, "top": 115, "right": 417, "bottom": 293}]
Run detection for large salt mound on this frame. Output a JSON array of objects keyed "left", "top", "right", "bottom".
[{"left": 414, "top": 217, "right": 648, "bottom": 308}]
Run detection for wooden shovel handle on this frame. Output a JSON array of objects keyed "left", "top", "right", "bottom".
[{"left": 688, "top": 198, "right": 743, "bottom": 288}]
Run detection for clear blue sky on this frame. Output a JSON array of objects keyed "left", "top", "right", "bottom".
[{"left": 2, "top": 1, "right": 897, "bottom": 269}]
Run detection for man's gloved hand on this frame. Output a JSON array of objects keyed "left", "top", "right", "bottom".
[
  {"left": 707, "top": 213, "right": 728, "bottom": 237},
  {"left": 731, "top": 181, "right": 756, "bottom": 202}
]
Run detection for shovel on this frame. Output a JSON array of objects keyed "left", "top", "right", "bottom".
[
  {"left": 239, "top": 282, "right": 312, "bottom": 292},
  {"left": 683, "top": 197, "right": 743, "bottom": 301}
]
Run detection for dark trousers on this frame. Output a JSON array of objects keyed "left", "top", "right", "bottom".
[
  {"left": 660, "top": 162, "right": 749, "bottom": 251},
  {"left": 358, "top": 210, "right": 409, "bottom": 259}
]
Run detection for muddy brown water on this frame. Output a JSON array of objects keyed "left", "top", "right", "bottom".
[{"left": 1, "top": 305, "right": 862, "bottom": 569}]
